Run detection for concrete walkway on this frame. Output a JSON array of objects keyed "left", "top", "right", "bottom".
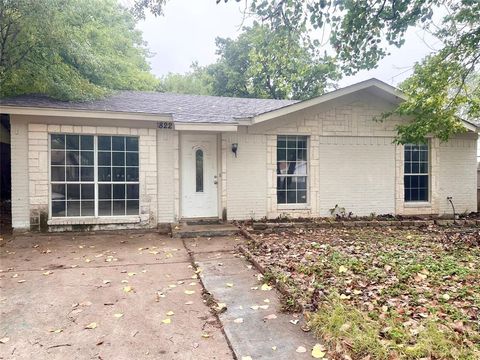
[{"left": 185, "top": 236, "right": 318, "bottom": 360}]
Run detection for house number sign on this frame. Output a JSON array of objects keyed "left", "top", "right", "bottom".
[{"left": 157, "top": 121, "right": 173, "bottom": 129}]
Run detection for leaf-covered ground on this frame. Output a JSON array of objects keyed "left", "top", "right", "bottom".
[{"left": 247, "top": 226, "right": 480, "bottom": 359}]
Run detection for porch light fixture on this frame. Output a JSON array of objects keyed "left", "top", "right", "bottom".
[{"left": 231, "top": 143, "right": 238, "bottom": 157}]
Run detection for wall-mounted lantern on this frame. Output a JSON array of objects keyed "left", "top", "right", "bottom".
[{"left": 231, "top": 143, "right": 238, "bottom": 157}]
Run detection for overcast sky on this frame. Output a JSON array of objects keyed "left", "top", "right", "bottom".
[{"left": 137, "top": 0, "right": 442, "bottom": 88}]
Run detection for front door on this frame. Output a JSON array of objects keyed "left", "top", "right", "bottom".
[{"left": 180, "top": 134, "right": 218, "bottom": 218}]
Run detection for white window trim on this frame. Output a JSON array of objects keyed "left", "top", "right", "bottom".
[
  {"left": 403, "top": 142, "right": 430, "bottom": 203},
  {"left": 48, "top": 133, "right": 141, "bottom": 220},
  {"left": 276, "top": 135, "right": 309, "bottom": 207}
]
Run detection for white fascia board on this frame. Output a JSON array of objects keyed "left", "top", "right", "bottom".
[
  {"left": 0, "top": 106, "right": 173, "bottom": 122},
  {"left": 251, "top": 78, "right": 406, "bottom": 124},
  {"left": 174, "top": 122, "right": 238, "bottom": 132}
]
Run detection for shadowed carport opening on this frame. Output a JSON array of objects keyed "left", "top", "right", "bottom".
[{"left": 0, "top": 113, "right": 11, "bottom": 234}]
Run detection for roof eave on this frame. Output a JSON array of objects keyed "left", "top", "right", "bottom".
[{"left": 0, "top": 105, "right": 173, "bottom": 122}]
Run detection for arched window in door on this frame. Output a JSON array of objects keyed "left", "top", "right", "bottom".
[{"left": 195, "top": 149, "right": 204, "bottom": 192}]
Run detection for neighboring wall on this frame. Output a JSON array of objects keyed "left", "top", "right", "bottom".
[
  {"left": 10, "top": 118, "right": 29, "bottom": 229},
  {"left": 438, "top": 133, "right": 477, "bottom": 215},
  {"left": 318, "top": 136, "right": 396, "bottom": 216},
  {"left": 157, "top": 129, "right": 178, "bottom": 223},
  {"left": 223, "top": 129, "right": 267, "bottom": 220}
]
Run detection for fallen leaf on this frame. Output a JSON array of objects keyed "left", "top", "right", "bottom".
[
  {"left": 234, "top": 318, "right": 244, "bottom": 323},
  {"left": 338, "top": 265, "right": 348, "bottom": 273},
  {"left": 123, "top": 286, "right": 133, "bottom": 293},
  {"left": 290, "top": 319, "right": 299, "bottom": 325},
  {"left": 168, "top": 284, "right": 177, "bottom": 288},
  {"left": 184, "top": 290, "right": 195, "bottom": 295},
  {"left": 17, "top": 280, "right": 26, "bottom": 283},
  {"left": 49, "top": 329, "right": 63, "bottom": 333},
  {"left": 226, "top": 283, "right": 234, "bottom": 287},
  {"left": 263, "top": 314, "right": 277, "bottom": 320},
  {"left": 442, "top": 293, "right": 451, "bottom": 301},
  {"left": 103, "top": 280, "right": 111, "bottom": 284},
  {"left": 162, "top": 318, "right": 171, "bottom": 324},
  {"left": 166, "top": 311, "right": 174, "bottom": 316},
  {"left": 272, "top": 346, "right": 277, "bottom": 351},
  {"left": 296, "top": 346, "right": 307, "bottom": 353},
  {"left": 0, "top": 337, "right": 10, "bottom": 344},
  {"left": 263, "top": 299, "right": 270, "bottom": 303},
  {"left": 260, "top": 284, "right": 272, "bottom": 291},
  {"left": 127, "top": 272, "right": 136, "bottom": 277},
  {"left": 311, "top": 343, "right": 326, "bottom": 358},
  {"left": 85, "top": 322, "right": 97, "bottom": 329},
  {"left": 113, "top": 313, "right": 123, "bottom": 318},
  {"left": 201, "top": 333, "right": 210, "bottom": 338},
  {"left": 185, "top": 301, "right": 194, "bottom": 305}
]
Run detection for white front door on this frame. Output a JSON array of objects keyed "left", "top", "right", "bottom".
[{"left": 180, "top": 134, "right": 218, "bottom": 218}]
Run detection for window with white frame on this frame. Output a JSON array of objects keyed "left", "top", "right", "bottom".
[
  {"left": 404, "top": 143, "right": 429, "bottom": 202},
  {"left": 276, "top": 135, "right": 308, "bottom": 204},
  {"left": 50, "top": 134, "right": 139, "bottom": 217}
]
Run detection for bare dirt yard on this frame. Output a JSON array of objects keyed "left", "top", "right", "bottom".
[
  {"left": 247, "top": 226, "right": 480, "bottom": 359},
  {"left": 0, "top": 232, "right": 232, "bottom": 360}
]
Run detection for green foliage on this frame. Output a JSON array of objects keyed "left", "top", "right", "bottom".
[
  {"left": 157, "top": 24, "right": 338, "bottom": 100},
  {"left": 207, "top": 24, "right": 338, "bottom": 100},
  {"left": 0, "top": 0, "right": 158, "bottom": 101},
  {"left": 157, "top": 62, "right": 213, "bottom": 95}
]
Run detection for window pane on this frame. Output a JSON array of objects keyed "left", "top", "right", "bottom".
[
  {"left": 51, "top": 151, "right": 65, "bottom": 165},
  {"left": 277, "top": 190, "right": 286, "bottom": 204},
  {"left": 81, "top": 167, "right": 94, "bottom": 181},
  {"left": 277, "top": 136, "right": 286, "bottom": 149},
  {"left": 297, "top": 191, "right": 307, "bottom": 203},
  {"left": 404, "top": 143, "right": 429, "bottom": 202},
  {"left": 99, "top": 184, "right": 111, "bottom": 199},
  {"left": 81, "top": 201, "right": 94, "bottom": 216},
  {"left": 67, "top": 201, "right": 80, "bottom": 216},
  {"left": 126, "top": 137, "right": 138, "bottom": 152},
  {"left": 297, "top": 176, "right": 307, "bottom": 189},
  {"left": 51, "top": 166, "right": 65, "bottom": 181},
  {"left": 52, "top": 201, "right": 66, "bottom": 217},
  {"left": 51, "top": 184, "right": 65, "bottom": 200},
  {"left": 287, "top": 191, "right": 296, "bottom": 203},
  {"left": 81, "top": 136, "right": 94, "bottom": 150},
  {"left": 297, "top": 149, "right": 307, "bottom": 161},
  {"left": 99, "top": 200, "right": 112, "bottom": 216},
  {"left": 112, "top": 152, "right": 125, "bottom": 166},
  {"left": 51, "top": 134, "right": 65, "bottom": 149},
  {"left": 112, "top": 167, "right": 125, "bottom": 181},
  {"left": 66, "top": 167, "right": 79, "bottom": 181},
  {"left": 66, "top": 135, "right": 79, "bottom": 150},
  {"left": 126, "top": 167, "right": 139, "bottom": 182},
  {"left": 98, "top": 152, "right": 111, "bottom": 166},
  {"left": 287, "top": 149, "right": 296, "bottom": 161},
  {"left": 286, "top": 177, "right": 296, "bottom": 190},
  {"left": 113, "top": 200, "right": 125, "bottom": 215},
  {"left": 277, "top": 176, "right": 287, "bottom": 190},
  {"left": 277, "top": 149, "right": 286, "bottom": 161},
  {"left": 66, "top": 151, "right": 79, "bottom": 165},
  {"left": 81, "top": 184, "right": 94, "bottom": 200},
  {"left": 113, "top": 184, "right": 125, "bottom": 200},
  {"left": 126, "top": 200, "right": 139, "bottom": 215},
  {"left": 67, "top": 184, "right": 80, "bottom": 200},
  {"left": 98, "top": 136, "right": 111, "bottom": 150},
  {"left": 297, "top": 137, "right": 307, "bottom": 149},
  {"left": 196, "top": 149, "right": 203, "bottom": 192},
  {"left": 98, "top": 167, "right": 111, "bottom": 182},
  {"left": 80, "top": 151, "right": 94, "bottom": 165},
  {"left": 127, "top": 184, "right": 139, "bottom": 199},
  {"left": 112, "top": 137, "right": 125, "bottom": 151},
  {"left": 126, "top": 152, "right": 139, "bottom": 166},
  {"left": 287, "top": 138, "right": 296, "bottom": 148}
]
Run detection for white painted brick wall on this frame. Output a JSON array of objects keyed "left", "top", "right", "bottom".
[
  {"left": 10, "top": 117, "right": 30, "bottom": 230},
  {"left": 438, "top": 135, "right": 477, "bottom": 214},
  {"left": 318, "top": 136, "right": 396, "bottom": 216},
  {"left": 157, "top": 129, "right": 177, "bottom": 222},
  {"left": 223, "top": 132, "right": 267, "bottom": 220}
]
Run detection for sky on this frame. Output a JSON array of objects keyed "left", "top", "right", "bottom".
[{"left": 137, "top": 0, "right": 442, "bottom": 88}]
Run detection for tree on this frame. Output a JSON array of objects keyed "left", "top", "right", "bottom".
[
  {"left": 0, "top": 0, "right": 158, "bottom": 101},
  {"left": 157, "top": 24, "right": 338, "bottom": 100},
  {"left": 137, "top": 0, "right": 480, "bottom": 142},
  {"left": 207, "top": 24, "right": 338, "bottom": 100},
  {"left": 157, "top": 62, "right": 213, "bottom": 95}
]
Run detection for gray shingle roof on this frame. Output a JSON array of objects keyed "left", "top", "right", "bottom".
[{"left": 0, "top": 91, "right": 298, "bottom": 124}]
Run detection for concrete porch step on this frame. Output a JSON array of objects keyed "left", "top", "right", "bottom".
[{"left": 172, "top": 222, "right": 239, "bottom": 238}]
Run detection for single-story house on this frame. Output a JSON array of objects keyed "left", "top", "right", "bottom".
[{"left": 0, "top": 78, "right": 477, "bottom": 232}]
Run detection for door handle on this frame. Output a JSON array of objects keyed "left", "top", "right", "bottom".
[{"left": 213, "top": 175, "right": 218, "bottom": 185}]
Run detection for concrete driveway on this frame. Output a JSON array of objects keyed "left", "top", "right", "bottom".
[{"left": 0, "top": 231, "right": 232, "bottom": 360}]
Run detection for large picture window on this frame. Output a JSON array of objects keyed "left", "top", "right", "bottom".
[
  {"left": 404, "top": 143, "right": 429, "bottom": 202},
  {"left": 50, "top": 134, "right": 139, "bottom": 217},
  {"left": 276, "top": 135, "right": 308, "bottom": 204}
]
